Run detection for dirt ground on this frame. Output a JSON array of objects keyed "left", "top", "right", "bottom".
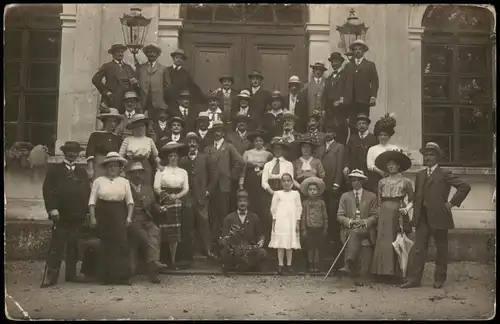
[{"left": 4, "top": 261, "right": 495, "bottom": 320}]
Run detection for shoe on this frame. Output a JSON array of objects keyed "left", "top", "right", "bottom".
[
  {"left": 277, "top": 265, "right": 284, "bottom": 275},
  {"left": 286, "top": 266, "right": 294, "bottom": 275},
  {"left": 338, "top": 266, "right": 350, "bottom": 276},
  {"left": 400, "top": 281, "right": 421, "bottom": 289},
  {"left": 307, "top": 264, "right": 314, "bottom": 273},
  {"left": 148, "top": 272, "right": 162, "bottom": 284},
  {"left": 40, "top": 280, "right": 57, "bottom": 288},
  {"left": 354, "top": 279, "right": 364, "bottom": 287},
  {"left": 433, "top": 282, "right": 444, "bottom": 289},
  {"left": 66, "top": 275, "right": 93, "bottom": 283},
  {"left": 118, "top": 278, "right": 132, "bottom": 286}
]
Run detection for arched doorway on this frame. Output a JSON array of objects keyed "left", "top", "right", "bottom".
[{"left": 180, "top": 4, "right": 308, "bottom": 93}]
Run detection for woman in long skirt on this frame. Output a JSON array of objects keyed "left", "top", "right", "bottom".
[
  {"left": 241, "top": 129, "right": 273, "bottom": 236},
  {"left": 154, "top": 141, "right": 189, "bottom": 268},
  {"left": 119, "top": 114, "right": 163, "bottom": 187},
  {"left": 371, "top": 149, "right": 414, "bottom": 283},
  {"left": 89, "top": 152, "right": 134, "bottom": 285},
  {"left": 86, "top": 108, "right": 123, "bottom": 181}
]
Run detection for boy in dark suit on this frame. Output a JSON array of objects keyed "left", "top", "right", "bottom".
[
  {"left": 179, "top": 132, "right": 217, "bottom": 261},
  {"left": 195, "top": 112, "right": 212, "bottom": 152},
  {"left": 402, "top": 142, "right": 471, "bottom": 289},
  {"left": 219, "top": 190, "right": 266, "bottom": 273},
  {"left": 41, "top": 141, "right": 91, "bottom": 287},
  {"left": 92, "top": 44, "right": 138, "bottom": 113},
  {"left": 246, "top": 70, "right": 271, "bottom": 125},
  {"left": 165, "top": 49, "right": 205, "bottom": 106},
  {"left": 150, "top": 107, "right": 171, "bottom": 148}
]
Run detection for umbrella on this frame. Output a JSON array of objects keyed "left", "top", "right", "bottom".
[{"left": 392, "top": 216, "right": 414, "bottom": 278}]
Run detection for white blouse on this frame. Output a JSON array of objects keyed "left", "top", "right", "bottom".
[
  {"left": 119, "top": 136, "right": 159, "bottom": 159},
  {"left": 153, "top": 166, "right": 189, "bottom": 195},
  {"left": 89, "top": 176, "right": 134, "bottom": 205},
  {"left": 299, "top": 156, "right": 313, "bottom": 171},
  {"left": 261, "top": 157, "right": 295, "bottom": 191},
  {"left": 366, "top": 143, "right": 399, "bottom": 171}
]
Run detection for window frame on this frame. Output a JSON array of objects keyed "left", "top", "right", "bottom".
[{"left": 421, "top": 6, "right": 494, "bottom": 167}]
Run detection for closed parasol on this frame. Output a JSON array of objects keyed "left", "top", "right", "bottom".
[{"left": 392, "top": 215, "right": 414, "bottom": 278}]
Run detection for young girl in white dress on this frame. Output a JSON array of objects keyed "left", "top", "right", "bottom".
[{"left": 268, "top": 173, "right": 303, "bottom": 275}]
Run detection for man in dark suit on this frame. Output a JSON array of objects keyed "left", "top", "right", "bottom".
[
  {"left": 219, "top": 190, "right": 266, "bottom": 273},
  {"left": 226, "top": 112, "right": 252, "bottom": 156},
  {"left": 179, "top": 132, "right": 218, "bottom": 261},
  {"left": 169, "top": 90, "right": 198, "bottom": 132},
  {"left": 158, "top": 116, "right": 186, "bottom": 148},
  {"left": 343, "top": 113, "right": 378, "bottom": 189},
  {"left": 246, "top": 70, "right": 271, "bottom": 125},
  {"left": 165, "top": 49, "right": 205, "bottom": 106},
  {"left": 41, "top": 141, "right": 91, "bottom": 287},
  {"left": 316, "top": 125, "right": 345, "bottom": 244},
  {"left": 262, "top": 91, "right": 285, "bottom": 137},
  {"left": 285, "top": 76, "right": 308, "bottom": 133},
  {"left": 402, "top": 143, "right": 471, "bottom": 289},
  {"left": 150, "top": 107, "right": 171, "bottom": 148},
  {"left": 337, "top": 169, "right": 378, "bottom": 286},
  {"left": 115, "top": 91, "right": 156, "bottom": 141},
  {"left": 322, "top": 52, "right": 349, "bottom": 145},
  {"left": 303, "top": 111, "right": 327, "bottom": 147},
  {"left": 342, "top": 40, "right": 379, "bottom": 133},
  {"left": 204, "top": 120, "right": 245, "bottom": 249},
  {"left": 215, "top": 73, "right": 239, "bottom": 125},
  {"left": 137, "top": 43, "right": 171, "bottom": 116},
  {"left": 195, "top": 112, "right": 212, "bottom": 152},
  {"left": 231, "top": 90, "right": 257, "bottom": 131},
  {"left": 92, "top": 44, "right": 138, "bottom": 113}
]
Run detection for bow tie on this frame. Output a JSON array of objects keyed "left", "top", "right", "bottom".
[{"left": 64, "top": 163, "right": 75, "bottom": 170}]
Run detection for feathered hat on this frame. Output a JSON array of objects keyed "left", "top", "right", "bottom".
[{"left": 374, "top": 113, "right": 397, "bottom": 137}]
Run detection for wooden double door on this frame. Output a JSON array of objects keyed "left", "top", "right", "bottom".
[{"left": 181, "top": 27, "right": 308, "bottom": 95}]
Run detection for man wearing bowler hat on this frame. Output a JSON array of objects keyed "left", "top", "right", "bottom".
[
  {"left": 322, "top": 52, "right": 349, "bottom": 144},
  {"left": 41, "top": 141, "right": 92, "bottom": 287},
  {"left": 195, "top": 111, "right": 213, "bottom": 152},
  {"left": 285, "top": 76, "right": 308, "bottom": 133},
  {"left": 342, "top": 40, "right": 379, "bottom": 133},
  {"left": 166, "top": 48, "right": 205, "bottom": 106},
  {"left": 402, "top": 142, "right": 471, "bottom": 289},
  {"left": 92, "top": 44, "right": 138, "bottom": 113},
  {"left": 169, "top": 90, "right": 198, "bottom": 132},
  {"left": 115, "top": 91, "right": 156, "bottom": 141},
  {"left": 137, "top": 43, "right": 171, "bottom": 115},
  {"left": 231, "top": 90, "right": 257, "bottom": 131},
  {"left": 150, "top": 107, "right": 171, "bottom": 148},
  {"left": 202, "top": 90, "right": 225, "bottom": 129},
  {"left": 216, "top": 73, "right": 239, "bottom": 123},
  {"left": 304, "top": 61, "right": 328, "bottom": 116},
  {"left": 246, "top": 70, "right": 271, "bottom": 124}
]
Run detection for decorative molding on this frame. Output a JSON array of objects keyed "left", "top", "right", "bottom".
[
  {"left": 305, "top": 23, "right": 330, "bottom": 35},
  {"left": 158, "top": 17, "right": 183, "bottom": 38},
  {"left": 408, "top": 27, "right": 424, "bottom": 41},
  {"left": 60, "top": 12, "right": 77, "bottom": 29}
]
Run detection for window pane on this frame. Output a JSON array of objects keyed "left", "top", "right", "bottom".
[
  {"left": 423, "top": 5, "right": 492, "bottom": 31},
  {"left": 25, "top": 95, "right": 58, "bottom": 122},
  {"left": 245, "top": 5, "right": 274, "bottom": 22},
  {"left": 423, "top": 45, "right": 453, "bottom": 74},
  {"left": 423, "top": 106, "right": 454, "bottom": 134},
  {"left": 185, "top": 5, "right": 213, "bottom": 21},
  {"left": 458, "top": 77, "right": 490, "bottom": 104},
  {"left": 5, "top": 62, "right": 22, "bottom": 88},
  {"left": 457, "top": 46, "right": 488, "bottom": 74},
  {"left": 23, "top": 123, "right": 56, "bottom": 148},
  {"left": 275, "top": 5, "right": 305, "bottom": 23},
  {"left": 459, "top": 135, "right": 491, "bottom": 163},
  {"left": 423, "top": 134, "right": 453, "bottom": 163},
  {"left": 28, "top": 63, "right": 59, "bottom": 88},
  {"left": 423, "top": 76, "right": 451, "bottom": 101},
  {"left": 28, "top": 31, "right": 61, "bottom": 60},
  {"left": 459, "top": 107, "right": 491, "bottom": 134},
  {"left": 214, "top": 5, "right": 242, "bottom": 22},
  {"left": 5, "top": 95, "right": 20, "bottom": 122},
  {"left": 5, "top": 31, "right": 23, "bottom": 60},
  {"left": 4, "top": 123, "right": 19, "bottom": 149}
]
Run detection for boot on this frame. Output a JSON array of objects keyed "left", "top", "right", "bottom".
[{"left": 41, "top": 270, "right": 58, "bottom": 288}]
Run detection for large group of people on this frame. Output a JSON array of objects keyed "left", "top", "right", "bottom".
[{"left": 40, "top": 39, "right": 471, "bottom": 289}]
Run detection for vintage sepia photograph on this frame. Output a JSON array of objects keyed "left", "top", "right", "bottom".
[{"left": 4, "top": 3, "right": 496, "bottom": 320}]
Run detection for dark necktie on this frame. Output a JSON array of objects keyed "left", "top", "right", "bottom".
[
  {"left": 354, "top": 191, "right": 360, "bottom": 208},
  {"left": 271, "top": 159, "right": 280, "bottom": 175}
]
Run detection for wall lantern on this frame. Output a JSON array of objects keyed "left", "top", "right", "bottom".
[
  {"left": 336, "top": 9, "right": 369, "bottom": 56},
  {"left": 120, "top": 8, "right": 152, "bottom": 62}
]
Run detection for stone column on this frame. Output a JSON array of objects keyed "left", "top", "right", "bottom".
[
  {"left": 157, "top": 4, "right": 183, "bottom": 66},
  {"left": 407, "top": 26, "right": 425, "bottom": 165},
  {"left": 306, "top": 4, "right": 331, "bottom": 80}
]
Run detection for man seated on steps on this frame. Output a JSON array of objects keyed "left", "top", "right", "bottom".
[{"left": 219, "top": 189, "right": 266, "bottom": 274}]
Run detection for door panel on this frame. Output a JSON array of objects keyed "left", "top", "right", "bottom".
[
  {"left": 181, "top": 33, "right": 244, "bottom": 93},
  {"left": 245, "top": 34, "right": 308, "bottom": 92}
]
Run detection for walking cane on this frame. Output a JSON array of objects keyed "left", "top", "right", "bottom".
[
  {"left": 40, "top": 221, "right": 57, "bottom": 288},
  {"left": 323, "top": 234, "right": 351, "bottom": 281}
]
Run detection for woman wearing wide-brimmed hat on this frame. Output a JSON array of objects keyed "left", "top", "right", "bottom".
[
  {"left": 371, "top": 148, "right": 414, "bottom": 282},
  {"left": 154, "top": 141, "right": 189, "bottom": 268},
  {"left": 119, "top": 113, "right": 163, "bottom": 187},
  {"left": 86, "top": 108, "right": 124, "bottom": 180},
  {"left": 241, "top": 129, "right": 274, "bottom": 232},
  {"left": 88, "top": 152, "right": 134, "bottom": 285},
  {"left": 293, "top": 135, "right": 326, "bottom": 185}
]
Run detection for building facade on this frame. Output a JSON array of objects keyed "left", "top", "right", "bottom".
[{"left": 4, "top": 4, "right": 496, "bottom": 229}]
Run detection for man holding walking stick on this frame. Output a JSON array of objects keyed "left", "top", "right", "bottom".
[{"left": 335, "top": 169, "right": 378, "bottom": 286}]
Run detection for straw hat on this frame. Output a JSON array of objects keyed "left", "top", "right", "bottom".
[
  {"left": 309, "top": 61, "right": 327, "bottom": 71},
  {"left": 237, "top": 90, "right": 252, "bottom": 100},
  {"left": 168, "top": 116, "right": 186, "bottom": 128},
  {"left": 236, "top": 189, "right": 249, "bottom": 199},
  {"left": 280, "top": 111, "right": 299, "bottom": 121},
  {"left": 124, "top": 91, "right": 139, "bottom": 100},
  {"left": 159, "top": 141, "right": 187, "bottom": 158},
  {"left": 295, "top": 135, "right": 319, "bottom": 148},
  {"left": 210, "top": 120, "right": 226, "bottom": 131},
  {"left": 270, "top": 136, "right": 291, "bottom": 149},
  {"left": 185, "top": 132, "right": 201, "bottom": 143},
  {"left": 126, "top": 161, "right": 145, "bottom": 173},
  {"left": 99, "top": 152, "right": 127, "bottom": 166},
  {"left": 108, "top": 44, "right": 127, "bottom": 55},
  {"left": 349, "top": 39, "right": 369, "bottom": 52},
  {"left": 97, "top": 108, "right": 124, "bottom": 122},
  {"left": 171, "top": 48, "right": 187, "bottom": 59},
  {"left": 143, "top": 43, "right": 162, "bottom": 55},
  {"left": 348, "top": 169, "right": 368, "bottom": 180},
  {"left": 126, "top": 114, "right": 150, "bottom": 129},
  {"left": 419, "top": 142, "right": 444, "bottom": 157},
  {"left": 375, "top": 149, "right": 412, "bottom": 173},
  {"left": 196, "top": 111, "right": 210, "bottom": 122},
  {"left": 60, "top": 141, "right": 84, "bottom": 153},
  {"left": 288, "top": 75, "right": 301, "bottom": 84},
  {"left": 356, "top": 113, "right": 371, "bottom": 124},
  {"left": 300, "top": 177, "right": 326, "bottom": 196}
]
